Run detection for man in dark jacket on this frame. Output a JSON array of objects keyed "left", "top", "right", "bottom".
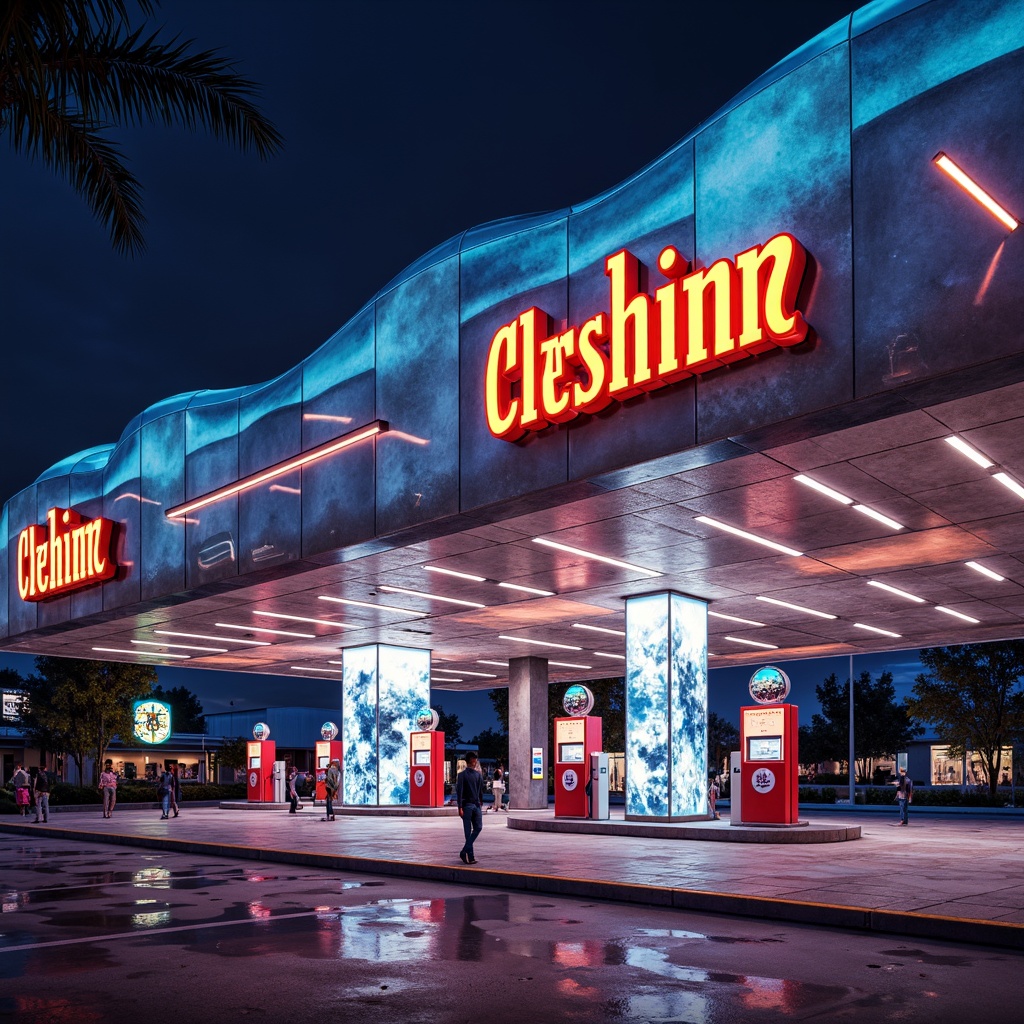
[{"left": 455, "top": 752, "right": 484, "bottom": 864}]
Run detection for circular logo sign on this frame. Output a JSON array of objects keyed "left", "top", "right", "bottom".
[
  {"left": 413, "top": 769, "right": 425, "bottom": 788},
  {"left": 321, "top": 721, "right": 338, "bottom": 741},
  {"left": 751, "top": 768, "right": 776, "bottom": 794},
  {"left": 562, "top": 684, "right": 594, "bottom": 717},
  {"left": 252, "top": 721, "right": 271, "bottom": 741},
  {"left": 748, "top": 666, "right": 791, "bottom": 705},
  {"left": 132, "top": 699, "right": 172, "bottom": 745},
  {"left": 416, "top": 708, "right": 439, "bottom": 731},
  {"left": 248, "top": 771, "right": 258, "bottom": 789},
  {"left": 562, "top": 769, "right": 578, "bottom": 791}
]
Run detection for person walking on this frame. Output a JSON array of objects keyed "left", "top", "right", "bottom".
[
  {"left": 288, "top": 766, "right": 301, "bottom": 813},
  {"left": 33, "top": 771, "right": 50, "bottom": 823},
  {"left": 896, "top": 767, "right": 913, "bottom": 826},
  {"left": 99, "top": 760, "right": 118, "bottom": 818},
  {"left": 456, "top": 751, "right": 484, "bottom": 864},
  {"left": 322, "top": 758, "right": 340, "bottom": 821},
  {"left": 157, "top": 765, "right": 174, "bottom": 819},
  {"left": 708, "top": 774, "right": 721, "bottom": 820},
  {"left": 489, "top": 761, "right": 506, "bottom": 812},
  {"left": 169, "top": 764, "right": 181, "bottom": 818},
  {"left": 12, "top": 764, "right": 31, "bottom": 817}
]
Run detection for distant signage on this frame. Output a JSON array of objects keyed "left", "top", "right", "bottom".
[
  {"left": 531, "top": 747, "right": 544, "bottom": 780},
  {"left": 17, "top": 507, "right": 118, "bottom": 601},
  {"left": 133, "top": 700, "right": 172, "bottom": 745},
  {"left": 484, "top": 233, "right": 810, "bottom": 440},
  {"left": 2, "top": 692, "right": 26, "bottom": 721}
]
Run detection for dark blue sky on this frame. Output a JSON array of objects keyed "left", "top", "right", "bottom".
[{"left": 1, "top": 0, "right": 881, "bottom": 737}]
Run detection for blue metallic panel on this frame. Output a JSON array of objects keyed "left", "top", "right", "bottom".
[
  {"left": 101, "top": 430, "right": 142, "bottom": 611},
  {"left": 342, "top": 645, "right": 379, "bottom": 805},
  {"left": 376, "top": 258, "right": 460, "bottom": 534},
  {"left": 377, "top": 645, "right": 430, "bottom": 805},
  {"left": 694, "top": 43, "right": 853, "bottom": 444},
  {"left": 460, "top": 220, "right": 570, "bottom": 512},
  {"left": 140, "top": 412, "right": 186, "bottom": 600}
]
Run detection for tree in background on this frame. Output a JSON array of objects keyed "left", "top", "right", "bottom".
[
  {"left": 469, "top": 727, "right": 507, "bottom": 762},
  {"left": 20, "top": 657, "right": 156, "bottom": 785},
  {"left": 707, "top": 712, "right": 739, "bottom": 776},
  {"left": 907, "top": 643, "right": 1024, "bottom": 795},
  {"left": 149, "top": 683, "right": 206, "bottom": 733},
  {"left": 217, "top": 736, "right": 248, "bottom": 781},
  {"left": 433, "top": 705, "right": 463, "bottom": 746},
  {"left": 1, "top": 0, "right": 282, "bottom": 254},
  {"left": 805, "top": 670, "right": 922, "bottom": 782}
]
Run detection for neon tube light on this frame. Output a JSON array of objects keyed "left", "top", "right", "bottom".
[
  {"left": 944, "top": 435, "right": 994, "bottom": 468},
  {"left": 756, "top": 595, "right": 836, "bottom": 619},
  {"left": 498, "top": 635, "right": 583, "bottom": 651},
  {"left": 867, "top": 580, "right": 926, "bottom": 603},
  {"left": 378, "top": 586, "right": 486, "bottom": 609},
  {"left": 531, "top": 537, "right": 663, "bottom": 577},
  {"left": 595, "top": 651, "right": 626, "bottom": 660},
  {"left": 432, "top": 668, "right": 497, "bottom": 679},
  {"left": 93, "top": 646, "right": 190, "bottom": 659},
  {"left": 993, "top": 472, "right": 1024, "bottom": 500},
  {"left": 215, "top": 622, "right": 316, "bottom": 639},
  {"left": 793, "top": 475, "right": 853, "bottom": 504},
  {"left": 317, "top": 595, "right": 423, "bottom": 615},
  {"left": 498, "top": 581, "right": 556, "bottom": 596},
  {"left": 153, "top": 630, "right": 270, "bottom": 646},
  {"left": 253, "top": 611, "right": 352, "bottom": 629},
  {"left": 695, "top": 516, "right": 803, "bottom": 557},
  {"left": 854, "top": 623, "right": 901, "bottom": 638},
  {"left": 425, "top": 566, "right": 487, "bottom": 582},
  {"left": 478, "top": 660, "right": 508, "bottom": 667},
  {"left": 724, "top": 636, "right": 778, "bottom": 650},
  {"left": 165, "top": 420, "right": 387, "bottom": 518},
  {"left": 549, "top": 661, "right": 593, "bottom": 670},
  {"left": 131, "top": 640, "right": 228, "bottom": 653},
  {"left": 431, "top": 676, "right": 463, "bottom": 682},
  {"left": 852, "top": 505, "right": 904, "bottom": 531},
  {"left": 965, "top": 561, "right": 1005, "bottom": 582},
  {"left": 935, "top": 606, "right": 980, "bottom": 624},
  {"left": 934, "top": 153, "right": 1019, "bottom": 231}
]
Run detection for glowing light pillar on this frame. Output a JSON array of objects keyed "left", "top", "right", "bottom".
[
  {"left": 625, "top": 592, "right": 708, "bottom": 820},
  {"left": 341, "top": 644, "right": 430, "bottom": 806}
]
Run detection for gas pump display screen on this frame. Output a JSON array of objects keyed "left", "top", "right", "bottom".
[
  {"left": 318, "top": 755, "right": 329, "bottom": 768},
  {"left": 249, "top": 756, "right": 260, "bottom": 768},
  {"left": 748, "top": 736, "right": 782, "bottom": 761},
  {"left": 559, "top": 743, "right": 585, "bottom": 763},
  {"left": 413, "top": 750, "right": 431, "bottom": 765}
]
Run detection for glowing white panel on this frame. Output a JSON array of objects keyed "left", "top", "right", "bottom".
[
  {"left": 342, "top": 646, "right": 378, "bottom": 805},
  {"left": 625, "top": 592, "right": 707, "bottom": 820}
]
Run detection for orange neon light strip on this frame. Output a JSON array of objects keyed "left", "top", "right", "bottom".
[
  {"left": 933, "top": 153, "right": 1019, "bottom": 231},
  {"left": 166, "top": 420, "right": 388, "bottom": 519}
]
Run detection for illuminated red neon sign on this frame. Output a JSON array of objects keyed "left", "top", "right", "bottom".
[
  {"left": 484, "top": 232, "right": 810, "bottom": 440},
  {"left": 17, "top": 508, "right": 118, "bottom": 602}
]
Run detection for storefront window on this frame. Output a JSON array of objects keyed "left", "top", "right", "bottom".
[
  {"left": 930, "top": 746, "right": 962, "bottom": 785},
  {"left": 930, "top": 746, "right": 1013, "bottom": 785}
]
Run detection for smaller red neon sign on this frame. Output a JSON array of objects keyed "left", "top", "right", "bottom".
[{"left": 17, "top": 508, "right": 118, "bottom": 602}]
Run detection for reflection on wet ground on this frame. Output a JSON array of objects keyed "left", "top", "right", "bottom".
[{"left": 0, "top": 834, "right": 1018, "bottom": 1023}]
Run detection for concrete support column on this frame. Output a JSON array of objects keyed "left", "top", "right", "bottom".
[
  {"left": 508, "top": 655, "right": 548, "bottom": 809},
  {"left": 625, "top": 591, "right": 708, "bottom": 821},
  {"left": 341, "top": 644, "right": 430, "bottom": 806}
]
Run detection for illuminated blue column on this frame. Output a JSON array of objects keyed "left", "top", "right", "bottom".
[
  {"left": 341, "top": 644, "right": 430, "bottom": 806},
  {"left": 625, "top": 592, "right": 708, "bottom": 821}
]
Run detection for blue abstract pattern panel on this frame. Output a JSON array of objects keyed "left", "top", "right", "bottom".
[
  {"left": 625, "top": 592, "right": 707, "bottom": 819},
  {"left": 342, "top": 645, "right": 379, "bottom": 805},
  {"left": 669, "top": 594, "right": 708, "bottom": 818},
  {"left": 377, "top": 645, "right": 430, "bottom": 806},
  {"left": 625, "top": 593, "right": 670, "bottom": 817}
]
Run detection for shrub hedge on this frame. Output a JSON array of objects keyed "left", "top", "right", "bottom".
[{"left": 1, "top": 781, "right": 245, "bottom": 812}]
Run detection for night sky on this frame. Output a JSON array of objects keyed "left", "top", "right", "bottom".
[{"left": 3, "top": 0, "right": 915, "bottom": 737}]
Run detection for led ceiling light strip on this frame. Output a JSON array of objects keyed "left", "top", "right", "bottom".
[
  {"left": 944, "top": 435, "right": 994, "bottom": 468},
  {"left": 431, "top": 676, "right": 463, "bottom": 682},
  {"left": 595, "top": 652, "right": 626, "bottom": 660},
  {"left": 318, "top": 595, "right": 424, "bottom": 615},
  {"left": 131, "top": 640, "right": 227, "bottom": 653},
  {"left": 378, "top": 585, "right": 486, "bottom": 609},
  {"left": 498, "top": 635, "right": 583, "bottom": 651},
  {"left": 165, "top": 420, "right": 388, "bottom": 518},
  {"left": 215, "top": 622, "right": 315, "bottom": 639},
  {"left": 867, "top": 580, "right": 926, "bottom": 603},
  {"left": 965, "top": 561, "right": 1005, "bottom": 582},
  {"left": 532, "top": 537, "right": 663, "bottom": 577},
  {"left": 572, "top": 623, "right": 626, "bottom": 636},
  {"left": 498, "top": 581, "right": 556, "bottom": 596},
  {"left": 852, "top": 505, "right": 904, "bottom": 531},
  {"left": 935, "top": 606, "right": 981, "bottom": 624},
  {"left": 425, "top": 566, "right": 487, "bottom": 582},
  {"left": 694, "top": 516, "right": 803, "bottom": 557},
  {"left": 478, "top": 660, "right": 508, "bottom": 667},
  {"left": 254, "top": 611, "right": 352, "bottom": 629},
  {"left": 993, "top": 472, "right": 1024, "bottom": 500},
  {"left": 290, "top": 665, "right": 342, "bottom": 673},
  {"left": 933, "top": 153, "right": 1019, "bottom": 231},
  {"left": 724, "top": 636, "right": 779, "bottom": 650},
  {"left": 93, "top": 646, "right": 190, "bottom": 659},
  {"left": 854, "top": 623, "right": 901, "bottom": 638},
  {"left": 756, "top": 595, "right": 837, "bottom": 619},
  {"left": 793, "top": 474, "right": 853, "bottom": 504},
  {"left": 432, "top": 668, "right": 497, "bottom": 679},
  {"left": 154, "top": 629, "right": 270, "bottom": 646},
  {"left": 549, "top": 661, "right": 593, "bottom": 670},
  {"left": 708, "top": 610, "right": 766, "bottom": 627}
]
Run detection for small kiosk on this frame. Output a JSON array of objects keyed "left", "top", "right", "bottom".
[
  {"left": 554, "top": 685, "right": 603, "bottom": 818},
  {"left": 738, "top": 666, "right": 800, "bottom": 826},
  {"left": 314, "top": 721, "right": 343, "bottom": 803},
  {"left": 246, "top": 721, "right": 276, "bottom": 803},
  {"left": 410, "top": 708, "right": 445, "bottom": 807}
]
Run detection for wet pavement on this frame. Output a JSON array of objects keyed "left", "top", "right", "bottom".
[
  {"left": 0, "top": 833, "right": 1020, "bottom": 1024},
  {"left": 2, "top": 804, "right": 1023, "bottom": 950}
]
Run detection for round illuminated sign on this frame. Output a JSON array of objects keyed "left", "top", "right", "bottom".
[
  {"left": 321, "top": 721, "right": 338, "bottom": 741},
  {"left": 562, "top": 768, "right": 579, "bottom": 791},
  {"left": 132, "top": 700, "right": 172, "bottom": 745},
  {"left": 751, "top": 768, "right": 776, "bottom": 794},
  {"left": 252, "top": 721, "right": 271, "bottom": 741},
  {"left": 249, "top": 771, "right": 258, "bottom": 789},
  {"left": 414, "top": 769, "right": 426, "bottom": 788},
  {"left": 748, "top": 666, "right": 791, "bottom": 705},
  {"left": 416, "top": 708, "right": 439, "bottom": 731},
  {"left": 562, "top": 685, "right": 594, "bottom": 717}
]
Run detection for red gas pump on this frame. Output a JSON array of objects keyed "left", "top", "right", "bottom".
[
  {"left": 246, "top": 723, "right": 276, "bottom": 803},
  {"left": 409, "top": 730, "right": 446, "bottom": 806},
  {"left": 554, "top": 685, "right": 603, "bottom": 818},
  {"left": 739, "top": 667, "right": 799, "bottom": 825},
  {"left": 314, "top": 721, "right": 342, "bottom": 804}
]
